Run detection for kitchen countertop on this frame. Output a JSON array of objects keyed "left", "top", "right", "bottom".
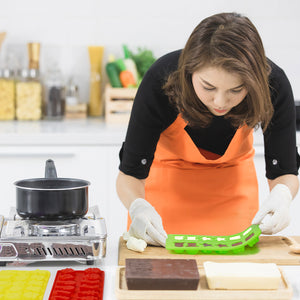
[
  {"left": 4, "top": 234, "right": 300, "bottom": 300},
  {"left": 0, "top": 118, "right": 127, "bottom": 146},
  {"left": 0, "top": 118, "right": 298, "bottom": 148}
]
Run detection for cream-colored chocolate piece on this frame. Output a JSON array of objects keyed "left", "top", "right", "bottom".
[
  {"left": 204, "top": 261, "right": 281, "bottom": 290},
  {"left": 126, "top": 235, "right": 147, "bottom": 252}
]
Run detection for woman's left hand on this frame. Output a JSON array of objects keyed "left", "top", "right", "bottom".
[{"left": 252, "top": 184, "right": 292, "bottom": 234}]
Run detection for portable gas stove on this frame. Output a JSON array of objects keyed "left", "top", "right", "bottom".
[{"left": 0, "top": 206, "right": 106, "bottom": 266}]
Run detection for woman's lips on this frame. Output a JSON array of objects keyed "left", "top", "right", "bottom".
[{"left": 214, "top": 108, "right": 228, "bottom": 114}]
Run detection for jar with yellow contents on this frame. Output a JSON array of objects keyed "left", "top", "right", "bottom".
[
  {"left": 16, "top": 68, "right": 42, "bottom": 120},
  {"left": 0, "top": 68, "right": 15, "bottom": 120}
]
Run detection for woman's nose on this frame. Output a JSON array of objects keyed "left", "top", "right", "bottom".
[{"left": 213, "top": 93, "right": 227, "bottom": 108}]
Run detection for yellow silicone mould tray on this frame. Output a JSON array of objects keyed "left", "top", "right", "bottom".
[{"left": 0, "top": 269, "right": 50, "bottom": 300}]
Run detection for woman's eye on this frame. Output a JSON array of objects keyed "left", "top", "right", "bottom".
[
  {"left": 203, "top": 86, "right": 215, "bottom": 91},
  {"left": 231, "top": 88, "right": 243, "bottom": 94}
]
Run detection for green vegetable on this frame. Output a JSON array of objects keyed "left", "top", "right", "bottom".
[{"left": 127, "top": 46, "right": 156, "bottom": 79}]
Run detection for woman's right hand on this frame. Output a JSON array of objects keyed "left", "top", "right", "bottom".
[{"left": 128, "top": 198, "right": 168, "bottom": 246}]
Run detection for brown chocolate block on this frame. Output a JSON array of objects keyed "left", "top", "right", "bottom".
[{"left": 125, "top": 258, "right": 200, "bottom": 290}]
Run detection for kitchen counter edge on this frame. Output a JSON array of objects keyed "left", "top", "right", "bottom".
[{"left": 0, "top": 119, "right": 299, "bottom": 147}]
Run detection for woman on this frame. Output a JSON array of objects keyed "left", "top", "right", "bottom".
[{"left": 116, "top": 12, "right": 299, "bottom": 247}]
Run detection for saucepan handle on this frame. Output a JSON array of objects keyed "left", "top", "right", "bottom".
[{"left": 45, "top": 159, "right": 58, "bottom": 178}]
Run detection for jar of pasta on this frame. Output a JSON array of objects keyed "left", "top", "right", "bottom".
[
  {"left": 0, "top": 68, "right": 15, "bottom": 120},
  {"left": 16, "top": 69, "right": 42, "bottom": 120}
]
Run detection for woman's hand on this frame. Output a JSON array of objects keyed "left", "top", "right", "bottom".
[
  {"left": 252, "top": 184, "right": 292, "bottom": 234},
  {"left": 129, "top": 198, "right": 168, "bottom": 246}
]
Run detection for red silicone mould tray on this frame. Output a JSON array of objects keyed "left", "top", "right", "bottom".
[{"left": 49, "top": 268, "right": 105, "bottom": 300}]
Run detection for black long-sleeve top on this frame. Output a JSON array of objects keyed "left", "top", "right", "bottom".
[{"left": 119, "top": 50, "right": 300, "bottom": 180}]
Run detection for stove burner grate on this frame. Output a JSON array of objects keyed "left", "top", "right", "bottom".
[{"left": 30, "top": 222, "right": 79, "bottom": 236}]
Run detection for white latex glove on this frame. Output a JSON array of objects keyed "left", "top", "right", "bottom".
[
  {"left": 129, "top": 198, "right": 168, "bottom": 246},
  {"left": 252, "top": 184, "right": 292, "bottom": 234}
]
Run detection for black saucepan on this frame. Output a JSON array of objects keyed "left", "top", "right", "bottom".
[{"left": 14, "top": 159, "right": 90, "bottom": 220}]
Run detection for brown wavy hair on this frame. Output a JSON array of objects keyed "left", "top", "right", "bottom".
[{"left": 164, "top": 12, "right": 273, "bottom": 131}]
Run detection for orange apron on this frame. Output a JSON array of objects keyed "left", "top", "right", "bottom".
[{"left": 129, "top": 114, "right": 259, "bottom": 236}]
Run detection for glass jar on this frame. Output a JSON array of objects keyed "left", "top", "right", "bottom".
[
  {"left": 16, "top": 69, "right": 42, "bottom": 120},
  {"left": 66, "top": 78, "right": 79, "bottom": 107},
  {"left": 43, "top": 66, "right": 66, "bottom": 120},
  {"left": 65, "top": 78, "right": 87, "bottom": 119},
  {"left": 0, "top": 68, "right": 15, "bottom": 120}
]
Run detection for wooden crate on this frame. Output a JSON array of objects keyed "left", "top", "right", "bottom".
[{"left": 105, "top": 85, "right": 137, "bottom": 124}]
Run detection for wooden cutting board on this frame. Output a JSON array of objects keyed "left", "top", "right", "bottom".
[
  {"left": 115, "top": 266, "right": 293, "bottom": 300},
  {"left": 118, "top": 236, "right": 300, "bottom": 266}
]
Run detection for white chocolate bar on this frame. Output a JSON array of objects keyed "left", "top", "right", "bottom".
[{"left": 204, "top": 261, "right": 281, "bottom": 290}]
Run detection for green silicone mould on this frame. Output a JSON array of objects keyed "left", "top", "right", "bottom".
[{"left": 166, "top": 224, "right": 261, "bottom": 255}]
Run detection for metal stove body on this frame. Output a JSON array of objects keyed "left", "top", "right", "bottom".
[{"left": 0, "top": 206, "right": 106, "bottom": 266}]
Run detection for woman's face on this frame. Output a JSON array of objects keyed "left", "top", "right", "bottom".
[{"left": 192, "top": 66, "right": 248, "bottom": 116}]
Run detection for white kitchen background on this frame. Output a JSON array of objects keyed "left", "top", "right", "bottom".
[
  {"left": 0, "top": 0, "right": 300, "bottom": 239},
  {"left": 0, "top": 0, "right": 299, "bottom": 100}
]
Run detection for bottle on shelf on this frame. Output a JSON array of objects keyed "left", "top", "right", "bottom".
[
  {"left": 65, "top": 78, "right": 87, "bottom": 119},
  {"left": 15, "top": 42, "right": 42, "bottom": 121},
  {"left": 43, "top": 62, "right": 66, "bottom": 120},
  {"left": 0, "top": 68, "right": 15, "bottom": 120}
]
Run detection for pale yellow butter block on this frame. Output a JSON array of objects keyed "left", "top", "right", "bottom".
[{"left": 204, "top": 261, "right": 281, "bottom": 290}]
